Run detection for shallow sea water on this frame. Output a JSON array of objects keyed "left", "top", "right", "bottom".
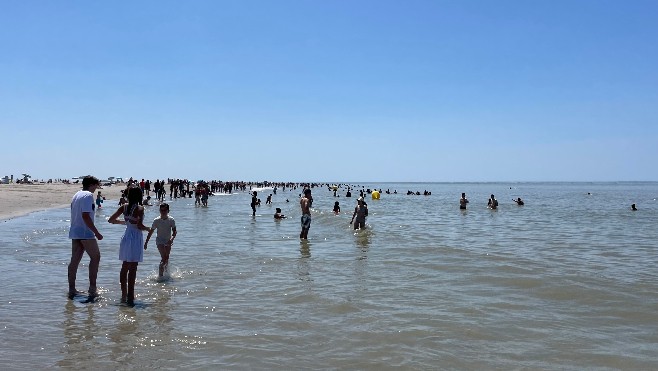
[{"left": 0, "top": 182, "right": 657, "bottom": 370}]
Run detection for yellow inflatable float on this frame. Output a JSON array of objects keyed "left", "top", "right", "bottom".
[{"left": 372, "top": 190, "right": 380, "bottom": 200}]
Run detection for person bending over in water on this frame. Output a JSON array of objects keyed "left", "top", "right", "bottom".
[
  {"left": 514, "top": 197, "right": 524, "bottom": 206},
  {"left": 144, "top": 203, "right": 177, "bottom": 277}
]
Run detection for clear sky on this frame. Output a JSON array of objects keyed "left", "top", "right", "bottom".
[{"left": 1, "top": 1, "right": 657, "bottom": 182}]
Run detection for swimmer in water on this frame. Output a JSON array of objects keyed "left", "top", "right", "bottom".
[
  {"left": 274, "top": 207, "right": 286, "bottom": 219},
  {"left": 514, "top": 197, "right": 524, "bottom": 206}
]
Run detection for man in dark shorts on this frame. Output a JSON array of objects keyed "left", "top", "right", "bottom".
[
  {"left": 251, "top": 191, "right": 258, "bottom": 216},
  {"left": 299, "top": 188, "right": 312, "bottom": 239},
  {"left": 460, "top": 193, "right": 469, "bottom": 210}
]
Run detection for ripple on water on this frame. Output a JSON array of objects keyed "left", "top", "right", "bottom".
[{"left": 1, "top": 182, "right": 658, "bottom": 369}]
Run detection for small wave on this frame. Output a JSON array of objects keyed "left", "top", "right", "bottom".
[
  {"left": 147, "top": 266, "right": 186, "bottom": 282},
  {"left": 250, "top": 187, "right": 274, "bottom": 192}
]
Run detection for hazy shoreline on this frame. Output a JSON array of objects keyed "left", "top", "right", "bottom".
[{"left": 0, "top": 183, "right": 125, "bottom": 221}]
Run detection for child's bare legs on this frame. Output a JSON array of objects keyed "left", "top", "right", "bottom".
[
  {"left": 120, "top": 262, "right": 128, "bottom": 303},
  {"left": 120, "top": 261, "right": 139, "bottom": 305},
  {"left": 157, "top": 244, "right": 171, "bottom": 277},
  {"left": 127, "top": 262, "right": 138, "bottom": 305}
]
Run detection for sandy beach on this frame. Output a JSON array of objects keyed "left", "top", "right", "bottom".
[{"left": 0, "top": 183, "right": 125, "bottom": 221}]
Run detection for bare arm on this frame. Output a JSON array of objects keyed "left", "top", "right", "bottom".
[
  {"left": 82, "top": 212, "right": 103, "bottom": 240},
  {"left": 169, "top": 226, "right": 177, "bottom": 245},
  {"left": 135, "top": 207, "right": 150, "bottom": 231},
  {"left": 144, "top": 227, "right": 155, "bottom": 249},
  {"left": 108, "top": 206, "right": 126, "bottom": 225}
]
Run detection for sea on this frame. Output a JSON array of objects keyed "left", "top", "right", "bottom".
[{"left": 0, "top": 182, "right": 657, "bottom": 370}]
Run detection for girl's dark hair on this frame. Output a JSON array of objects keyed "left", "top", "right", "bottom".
[
  {"left": 124, "top": 186, "right": 143, "bottom": 216},
  {"left": 160, "top": 203, "right": 170, "bottom": 211}
]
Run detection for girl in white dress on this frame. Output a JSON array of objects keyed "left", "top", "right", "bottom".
[{"left": 109, "top": 186, "right": 150, "bottom": 305}]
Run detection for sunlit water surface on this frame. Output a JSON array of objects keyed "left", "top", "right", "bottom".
[{"left": 1, "top": 182, "right": 657, "bottom": 369}]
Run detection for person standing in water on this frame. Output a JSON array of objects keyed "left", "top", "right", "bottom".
[
  {"left": 300, "top": 188, "right": 312, "bottom": 239},
  {"left": 488, "top": 194, "right": 498, "bottom": 210},
  {"left": 350, "top": 197, "right": 369, "bottom": 230},
  {"left": 144, "top": 203, "right": 177, "bottom": 277},
  {"left": 95, "top": 191, "right": 105, "bottom": 209},
  {"left": 68, "top": 176, "right": 103, "bottom": 300},
  {"left": 459, "top": 193, "right": 469, "bottom": 210},
  {"left": 108, "top": 186, "right": 150, "bottom": 306},
  {"left": 251, "top": 191, "right": 258, "bottom": 216}
]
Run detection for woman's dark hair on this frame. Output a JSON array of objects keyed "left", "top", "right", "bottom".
[{"left": 124, "top": 186, "right": 143, "bottom": 216}]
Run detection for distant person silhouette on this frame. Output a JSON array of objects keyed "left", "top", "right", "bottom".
[{"left": 459, "top": 193, "right": 469, "bottom": 210}]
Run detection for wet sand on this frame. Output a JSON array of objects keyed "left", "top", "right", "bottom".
[{"left": 0, "top": 183, "right": 125, "bottom": 221}]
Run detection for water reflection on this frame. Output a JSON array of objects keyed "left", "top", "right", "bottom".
[
  {"left": 148, "top": 290, "right": 174, "bottom": 349},
  {"left": 355, "top": 232, "right": 371, "bottom": 250},
  {"left": 152, "top": 294, "right": 173, "bottom": 327},
  {"left": 107, "top": 306, "right": 140, "bottom": 364},
  {"left": 297, "top": 241, "right": 312, "bottom": 282},
  {"left": 11, "top": 182, "right": 658, "bottom": 369},
  {"left": 59, "top": 301, "right": 98, "bottom": 367},
  {"left": 299, "top": 241, "right": 311, "bottom": 259}
]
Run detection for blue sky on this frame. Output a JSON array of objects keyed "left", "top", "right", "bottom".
[{"left": 1, "top": 1, "right": 657, "bottom": 182}]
